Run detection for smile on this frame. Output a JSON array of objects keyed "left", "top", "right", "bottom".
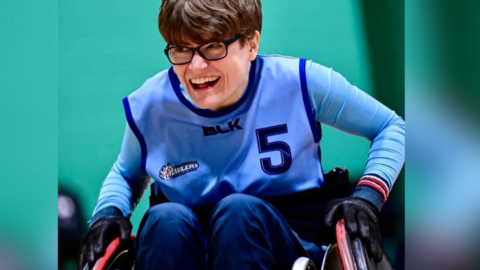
[{"left": 190, "top": 76, "right": 220, "bottom": 90}]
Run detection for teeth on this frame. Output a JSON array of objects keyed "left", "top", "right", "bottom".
[{"left": 191, "top": 76, "right": 219, "bottom": 84}]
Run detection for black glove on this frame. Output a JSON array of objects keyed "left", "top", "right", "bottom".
[
  {"left": 77, "top": 211, "right": 132, "bottom": 270},
  {"left": 323, "top": 197, "right": 383, "bottom": 262}
]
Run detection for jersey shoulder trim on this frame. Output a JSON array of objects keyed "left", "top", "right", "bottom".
[
  {"left": 299, "top": 58, "right": 321, "bottom": 143},
  {"left": 122, "top": 97, "right": 148, "bottom": 175}
]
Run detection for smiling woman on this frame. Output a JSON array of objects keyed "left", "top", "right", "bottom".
[
  {"left": 60, "top": 0, "right": 404, "bottom": 270},
  {"left": 157, "top": 0, "right": 263, "bottom": 111}
]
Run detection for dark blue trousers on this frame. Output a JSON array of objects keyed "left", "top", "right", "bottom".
[{"left": 134, "top": 193, "right": 325, "bottom": 270}]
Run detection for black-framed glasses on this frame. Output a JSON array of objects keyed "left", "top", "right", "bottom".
[{"left": 164, "top": 35, "right": 242, "bottom": 65}]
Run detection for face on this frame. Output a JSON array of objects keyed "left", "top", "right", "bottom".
[{"left": 172, "top": 31, "right": 260, "bottom": 111}]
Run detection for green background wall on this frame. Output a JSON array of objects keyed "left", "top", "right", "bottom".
[{"left": 59, "top": 0, "right": 404, "bottom": 268}]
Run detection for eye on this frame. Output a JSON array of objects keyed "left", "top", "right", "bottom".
[
  {"left": 206, "top": 43, "right": 223, "bottom": 50},
  {"left": 176, "top": 47, "right": 188, "bottom": 52},
  {"left": 170, "top": 47, "right": 190, "bottom": 54}
]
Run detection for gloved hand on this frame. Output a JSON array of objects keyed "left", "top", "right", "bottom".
[
  {"left": 78, "top": 213, "right": 132, "bottom": 270},
  {"left": 323, "top": 197, "right": 383, "bottom": 262}
]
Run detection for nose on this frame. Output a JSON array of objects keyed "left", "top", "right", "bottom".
[{"left": 189, "top": 52, "right": 208, "bottom": 70}]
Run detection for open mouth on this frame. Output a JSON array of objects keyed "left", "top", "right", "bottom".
[{"left": 190, "top": 76, "right": 220, "bottom": 90}]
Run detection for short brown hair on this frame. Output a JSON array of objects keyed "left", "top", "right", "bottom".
[{"left": 158, "top": 0, "right": 262, "bottom": 46}]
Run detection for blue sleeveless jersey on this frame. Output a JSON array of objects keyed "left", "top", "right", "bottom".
[{"left": 124, "top": 55, "right": 325, "bottom": 207}]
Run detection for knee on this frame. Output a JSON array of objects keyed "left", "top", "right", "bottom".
[
  {"left": 213, "top": 193, "right": 267, "bottom": 217},
  {"left": 136, "top": 203, "right": 207, "bottom": 262},
  {"left": 143, "top": 202, "right": 197, "bottom": 229},
  {"left": 208, "top": 194, "right": 278, "bottom": 244}
]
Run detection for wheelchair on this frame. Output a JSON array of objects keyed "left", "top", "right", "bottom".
[{"left": 83, "top": 168, "right": 394, "bottom": 270}]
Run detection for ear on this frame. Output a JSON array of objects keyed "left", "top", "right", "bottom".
[{"left": 247, "top": 30, "right": 261, "bottom": 61}]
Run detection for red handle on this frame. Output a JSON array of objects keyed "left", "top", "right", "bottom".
[
  {"left": 92, "top": 234, "right": 136, "bottom": 270},
  {"left": 336, "top": 219, "right": 355, "bottom": 270}
]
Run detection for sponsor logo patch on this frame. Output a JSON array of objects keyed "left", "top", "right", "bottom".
[{"left": 159, "top": 161, "right": 199, "bottom": 180}]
